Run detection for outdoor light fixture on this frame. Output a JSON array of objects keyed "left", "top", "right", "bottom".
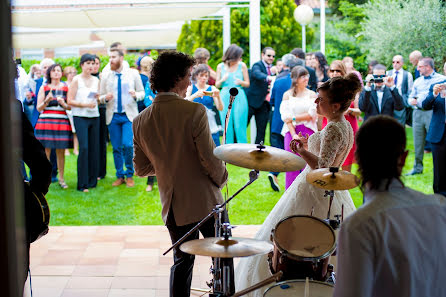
[{"left": 294, "top": 4, "right": 313, "bottom": 52}]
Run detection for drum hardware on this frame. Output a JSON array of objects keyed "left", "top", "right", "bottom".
[
  {"left": 263, "top": 279, "right": 334, "bottom": 297},
  {"left": 326, "top": 264, "right": 336, "bottom": 284},
  {"left": 230, "top": 271, "right": 283, "bottom": 297},
  {"left": 163, "top": 170, "right": 259, "bottom": 296}
]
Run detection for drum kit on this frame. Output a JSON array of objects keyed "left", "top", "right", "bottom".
[{"left": 163, "top": 89, "right": 360, "bottom": 296}]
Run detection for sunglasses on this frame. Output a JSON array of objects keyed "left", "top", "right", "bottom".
[
  {"left": 329, "top": 69, "right": 342, "bottom": 73},
  {"left": 392, "top": 61, "right": 401, "bottom": 64},
  {"left": 266, "top": 54, "right": 275, "bottom": 58}
]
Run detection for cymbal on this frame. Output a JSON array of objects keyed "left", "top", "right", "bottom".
[
  {"left": 180, "top": 237, "right": 273, "bottom": 258},
  {"left": 213, "top": 144, "right": 306, "bottom": 172},
  {"left": 306, "top": 167, "right": 359, "bottom": 190}
]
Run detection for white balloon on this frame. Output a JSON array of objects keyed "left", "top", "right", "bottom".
[{"left": 294, "top": 4, "right": 314, "bottom": 25}]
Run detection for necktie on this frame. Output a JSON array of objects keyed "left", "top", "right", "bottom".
[
  {"left": 116, "top": 73, "right": 122, "bottom": 113},
  {"left": 394, "top": 71, "right": 398, "bottom": 85},
  {"left": 267, "top": 65, "right": 271, "bottom": 75}
]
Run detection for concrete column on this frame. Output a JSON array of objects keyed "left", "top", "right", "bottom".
[
  {"left": 320, "top": 0, "right": 325, "bottom": 54},
  {"left": 249, "top": 0, "right": 261, "bottom": 68},
  {"left": 249, "top": 0, "right": 261, "bottom": 143},
  {"left": 222, "top": 7, "right": 231, "bottom": 52}
]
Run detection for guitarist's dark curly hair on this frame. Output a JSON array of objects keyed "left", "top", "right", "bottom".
[{"left": 150, "top": 51, "right": 195, "bottom": 93}]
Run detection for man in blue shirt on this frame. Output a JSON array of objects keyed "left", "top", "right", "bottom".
[
  {"left": 267, "top": 54, "right": 301, "bottom": 191},
  {"left": 407, "top": 57, "right": 445, "bottom": 175}
]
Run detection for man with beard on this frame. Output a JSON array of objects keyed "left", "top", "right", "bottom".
[{"left": 99, "top": 48, "right": 144, "bottom": 187}]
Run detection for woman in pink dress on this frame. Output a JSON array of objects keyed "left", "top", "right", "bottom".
[{"left": 321, "top": 60, "right": 361, "bottom": 171}]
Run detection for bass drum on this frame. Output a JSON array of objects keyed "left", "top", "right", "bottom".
[
  {"left": 264, "top": 279, "right": 333, "bottom": 297},
  {"left": 268, "top": 215, "right": 336, "bottom": 281}
]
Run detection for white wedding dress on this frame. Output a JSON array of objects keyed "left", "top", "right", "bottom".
[{"left": 235, "top": 118, "right": 357, "bottom": 297}]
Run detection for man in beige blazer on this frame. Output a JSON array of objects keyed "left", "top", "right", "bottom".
[
  {"left": 99, "top": 48, "right": 144, "bottom": 187},
  {"left": 132, "top": 52, "right": 231, "bottom": 297}
]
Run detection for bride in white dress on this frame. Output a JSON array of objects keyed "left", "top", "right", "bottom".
[{"left": 235, "top": 74, "right": 363, "bottom": 296}]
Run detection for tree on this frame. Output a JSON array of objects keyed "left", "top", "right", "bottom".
[
  {"left": 361, "top": 0, "right": 446, "bottom": 69},
  {"left": 328, "top": 0, "right": 368, "bottom": 15},
  {"left": 177, "top": 0, "right": 315, "bottom": 69}
]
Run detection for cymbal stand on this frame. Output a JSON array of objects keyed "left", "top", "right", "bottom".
[
  {"left": 324, "top": 190, "right": 341, "bottom": 230},
  {"left": 163, "top": 170, "right": 259, "bottom": 295}
]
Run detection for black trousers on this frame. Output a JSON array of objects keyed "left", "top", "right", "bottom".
[
  {"left": 166, "top": 208, "right": 234, "bottom": 297},
  {"left": 73, "top": 116, "right": 100, "bottom": 190},
  {"left": 432, "top": 127, "right": 446, "bottom": 197},
  {"left": 248, "top": 101, "right": 271, "bottom": 144},
  {"left": 98, "top": 106, "right": 108, "bottom": 179}
]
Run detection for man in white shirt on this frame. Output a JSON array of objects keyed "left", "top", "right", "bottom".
[
  {"left": 99, "top": 48, "right": 144, "bottom": 187},
  {"left": 386, "top": 55, "right": 413, "bottom": 125},
  {"left": 333, "top": 115, "right": 446, "bottom": 297}
]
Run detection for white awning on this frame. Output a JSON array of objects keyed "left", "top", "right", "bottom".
[
  {"left": 12, "top": 2, "right": 224, "bottom": 29},
  {"left": 13, "top": 31, "right": 92, "bottom": 48},
  {"left": 96, "top": 29, "right": 181, "bottom": 48}
]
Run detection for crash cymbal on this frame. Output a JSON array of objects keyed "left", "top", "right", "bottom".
[
  {"left": 180, "top": 237, "right": 273, "bottom": 258},
  {"left": 306, "top": 167, "right": 359, "bottom": 190},
  {"left": 214, "top": 143, "right": 306, "bottom": 172}
]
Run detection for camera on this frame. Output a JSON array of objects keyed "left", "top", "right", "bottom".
[{"left": 370, "top": 74, "right": 385, "bottom": 83}]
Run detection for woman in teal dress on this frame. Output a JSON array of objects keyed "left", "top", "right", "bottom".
[{"left": 216, "top": 44, "right": 250, "bottom": 144}]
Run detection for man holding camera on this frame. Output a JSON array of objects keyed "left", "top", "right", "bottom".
[
  {"left": 359, "top": 64, "right": 405, "bottom": 122},
  {"left": 406, "top": 57, "right": 445, "bottom": 175}
]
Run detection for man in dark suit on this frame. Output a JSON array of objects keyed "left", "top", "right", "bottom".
[
  {"left": 422, "top": 80, "right": 446, "bottom": 196},
  {"left": 290, "top": 48, "right": 317, "bottom": 91},
  {"left": 246, "top": 47, "right": 276, "bottom": 144},
  {"left": 359, "top": 64, "right": 405, "bottom": 122}
]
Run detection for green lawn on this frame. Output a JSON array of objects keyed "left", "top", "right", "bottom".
[{"left": 46, "top": 125, "right": 433, "bottom": 226}]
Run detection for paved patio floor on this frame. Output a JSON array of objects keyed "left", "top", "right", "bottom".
[{"left": 26, "top": 225, "right": 260, "bottom": 297}]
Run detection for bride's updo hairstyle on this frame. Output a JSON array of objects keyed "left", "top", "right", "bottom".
[{"left": 317, "top": 73, "right": 362, "bottom": 112}]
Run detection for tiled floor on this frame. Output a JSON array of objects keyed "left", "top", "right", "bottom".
[{"left": 26, "top": 225, "right": 260, "bottom": 297}]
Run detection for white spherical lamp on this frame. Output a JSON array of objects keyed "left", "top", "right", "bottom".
[{"left": 294, "top": 4, "right": 314, "bottom": 25}]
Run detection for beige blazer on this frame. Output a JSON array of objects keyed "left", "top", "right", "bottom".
[
  {"left": 99, "top": 68, "right": 145, "bottom": 125},
  {"left": 133, "top": 93, "right": 228, "bottom": 226}
]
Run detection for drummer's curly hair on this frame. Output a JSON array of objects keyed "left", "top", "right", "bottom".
[
  {"left": 355, "top": 115, "right": 406, "bottom": 191},
  {"left": 317, "top": 73, "right": 362, "bottom": 112},
  {"left": 150, "top": 51, "right": 195, "bottom": 93}
]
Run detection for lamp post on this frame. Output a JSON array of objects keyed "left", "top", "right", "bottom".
[{"left": 294, "top": 4, "right": 314, "bottom": 52}]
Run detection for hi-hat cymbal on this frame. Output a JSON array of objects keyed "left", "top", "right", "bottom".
[
  {"left": 306, "top": 167, "right": 360, "bottom": 190},
  {"left": 180, "top": 237, "right": 273, "bottom": 258},
  {"left": 213, "top": 144, "right": 306, "bottom": 172}
]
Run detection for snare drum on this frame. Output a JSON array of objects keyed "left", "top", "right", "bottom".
[
  {"left": 264, "top": 279, "right": 333, "bottom": 297},
  {"left": 268, "top": 215, "right": 336, "bottom": 281}
]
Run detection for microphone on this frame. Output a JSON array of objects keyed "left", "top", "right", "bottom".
[
  {"left": 223, "top": 88, "right": 239, "bottom": 144},
  {"left": 229, "top": 87, "right": 239, "bottom": 97},
  {"left": 228, "top": 87, "right": 238, "bottom": 110}
]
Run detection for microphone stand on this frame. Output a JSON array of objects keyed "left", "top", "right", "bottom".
[{"left": 222, "top": 88, "right": 239, "bottom": 145}]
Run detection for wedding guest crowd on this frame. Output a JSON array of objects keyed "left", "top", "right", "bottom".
[{"left": 15, "top": 43, "right": 445, "bottom": 198}]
